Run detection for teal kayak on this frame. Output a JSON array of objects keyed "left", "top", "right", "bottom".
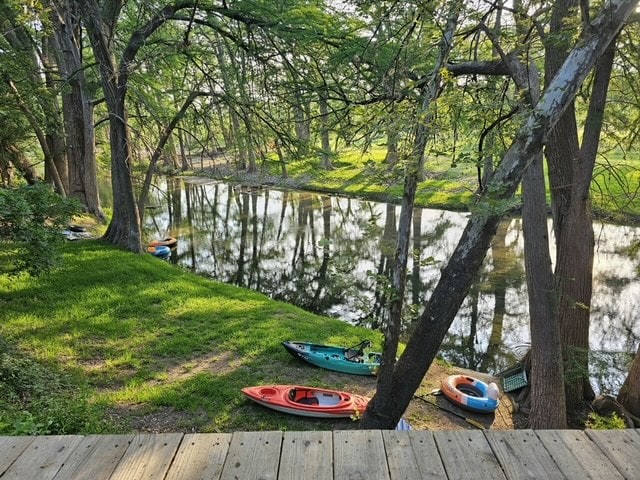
[{"left": 282, "top": 340, "right": 381, "bottom": 376}]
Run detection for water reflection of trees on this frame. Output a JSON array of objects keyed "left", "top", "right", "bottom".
[{"left": 144, "top": 179, "right": 640, "bottom": 379}]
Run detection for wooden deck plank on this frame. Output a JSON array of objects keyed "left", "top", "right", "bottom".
[
  {"left": 164, "top": 433, "right": 231, "bottom": 480},
  {"left": 536, "top": 429, "right": 624, "bottom": 480},
  {"left": 585, "top": 429, "right": 640, "bottom": 480},
  {"left": 485, "top": 430, "right": 564, "bottom": 480},
  {"left": 0, "top": 436, "right": 35, "bottom": 476},
  {"left": 333, "top": 429, "right": 390, "bottom": 480},
  {"left": 278, "top": 431, "right": 333, "bottom": 480},
  {"left": 382, "top": 430, "right": 447, "bottom": 480},
  {"left": 219, "top": 431, "right": 283, "bottom": 480},
  {"left": 434, "top": 430, "right": 507, "bottom": 480},
  {"left": 107, "top": 432, "right": 183, "bottom": 480},
  {"left": 1, "top": 435, "right": 84, "bottom": 480},
  {"left": 5, "top": 429, "right": 640, "bottom": 480},
  {"left": 52, "top": 434, "right": 134, "bottom": 480}
]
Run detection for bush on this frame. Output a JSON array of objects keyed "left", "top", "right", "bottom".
[
  {"left": 0, "top": 183, "right": 80, "bottom": 276},
  {"left": 585, "top": 411, "right": 627, "bottom": 429}
]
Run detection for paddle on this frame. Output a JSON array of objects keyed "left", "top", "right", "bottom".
[
  {"left": 414, "top": 390, "right": 486, "bottom": 430},
  {"left": 345, "top": 339, "right": 371, "bottom": 360}
]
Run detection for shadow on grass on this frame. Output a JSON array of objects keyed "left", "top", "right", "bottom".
[{"left": 1, "top": 240, "right": 381, "bottom": 433}]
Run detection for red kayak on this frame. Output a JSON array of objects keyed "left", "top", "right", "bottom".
[{"left": 242, "top": 385, "right": 369, "bottom": 418}]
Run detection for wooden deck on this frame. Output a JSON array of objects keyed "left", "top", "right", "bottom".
[{"left": 1, "top": 429, "right": 639, "bottom": 480}]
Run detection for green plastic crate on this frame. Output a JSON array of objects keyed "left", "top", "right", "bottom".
[{"left": 502, "top": 370, "right": 528, "bottom": 392}]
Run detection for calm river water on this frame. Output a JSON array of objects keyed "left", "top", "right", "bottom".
[{"left": 143, "top": 176, "right": 640, "bottom": 393}]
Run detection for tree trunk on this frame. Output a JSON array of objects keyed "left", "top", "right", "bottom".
[
  {"left": 42, "top": 35, "right": 69, "bottom": 194},
  {"left": 318, "top": 91, "right": 333, "bottom": 170},
  {"left": 294, "top": 88, "right": 311, "bottom": 157},
  {"left": 138, "top": 91, "right": 204, "bottom": 218},
  {"left": 505, "top": 12, "right": 567, "bottom": 428},
  {"left": 363, "top": 0, "right": 461, "bottom": 428},
  {"left": 358, "top": 0, "right": 637, "bottom": 428},
  {"left": 2, "top": 143, "right": 40, "bottom": 185},
  {"left": 545, "top": 0, "right": 617, "bottom": 414},
  {"left": 52, "top": 0, "right": 104, "bottom": 220},
  {"left": 79, "top": 0, "right": 142, "bottom": 251},
  {"left": 618, "top": 344, "right": 640, "bottom": 421},
  {"left": 384, "top": 120, "right": 399, "bottom": 168}
]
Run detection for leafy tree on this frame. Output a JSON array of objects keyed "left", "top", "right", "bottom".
[{"left": 0, "top": 2, "right": 69, "bottom": 194}]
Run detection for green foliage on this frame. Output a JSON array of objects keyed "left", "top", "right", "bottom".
[
  {"left": 0, "top": 184, "right": 81, "bottom": 276},
  {"left": 585, "top": 412, "right": 627, "bottom": 430},
  {"left": 0, "top": 344, "right": 107, "bottom": 435}
]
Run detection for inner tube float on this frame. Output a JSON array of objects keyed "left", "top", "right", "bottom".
[
  {"left": 147, "top": 245, "right": 171, "bottom": 257},
  {"left": 149, "top": 236, "right": 178, "bottom": 248},
  {"left": 441, "top": 375, "right": 499, "bottom": 414}
]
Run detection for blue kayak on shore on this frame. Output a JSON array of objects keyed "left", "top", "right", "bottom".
[{"left": 282, "top": 340, "right": 381, "bottom": 376}]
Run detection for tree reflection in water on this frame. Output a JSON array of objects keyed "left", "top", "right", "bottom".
[{"left": 144, "top": 177, "right": 640, "bottom": 391}]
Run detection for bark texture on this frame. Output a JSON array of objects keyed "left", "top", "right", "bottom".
[
  {"left": 52, "top": 0, "right": 104, "bottom": 219},
  {"left": 545, "top": 0, "right": 618, "bottom": 414},
  {"left": 617, "top": 344, "right": 640, "bottom": 423}
]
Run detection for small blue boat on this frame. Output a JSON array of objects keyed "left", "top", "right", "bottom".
[
  {"left": 282, "top": 340, "right": 381, "bottom": 376},
  {"left": 148, "top": 245, "right": 171, "bottom": 258}
]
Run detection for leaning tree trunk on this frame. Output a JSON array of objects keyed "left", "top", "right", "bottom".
[
  {"left": 364, "top": 0, "right": 460, "bottom": 428},
  {"left": 358, "top": 0, "right": 638, "bottom": 428}
]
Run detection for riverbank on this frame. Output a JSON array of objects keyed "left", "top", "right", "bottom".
[
  {"left": 187, "top": 151, "right": 640, "bottom": 224},
  {"left": 1, "top": 240, "right": 515, "bottom": 434}
]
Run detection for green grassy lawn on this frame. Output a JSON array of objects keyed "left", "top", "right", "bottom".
[
  {"left": 0, "top": 240, "right": 383, "bottom": 434},
  {"left": 215, "top": 145, "right": 640, "bottom": 221}
]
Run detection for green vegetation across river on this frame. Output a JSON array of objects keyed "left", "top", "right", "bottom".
[{"left": 193, "top": 147, "right": 640, "bottom": 224}]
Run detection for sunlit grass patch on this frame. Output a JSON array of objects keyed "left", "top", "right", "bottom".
[{"left": 1, "top": 240, "right": 382, "bottom": 433}]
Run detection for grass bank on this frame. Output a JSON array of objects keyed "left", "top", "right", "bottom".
[
  {"left": 198, "top": 146, "right": 640, "bottom": 222},
  {"left": 1, "top": 240, "right": 387, "bottom": 434}
]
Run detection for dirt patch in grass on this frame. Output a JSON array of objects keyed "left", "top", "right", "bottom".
[
  {"left": 103, "top": 358, "right": 518, "bottom": 433},
  {"left": 106, "top": 404, "right": 209, "bottom": 433}
]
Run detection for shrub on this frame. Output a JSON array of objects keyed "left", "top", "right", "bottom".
[
  {"left": 585, "top": 411, "right": 627, "bottom": 430},
  {"left": 0, "top": 183, "right": 80, "bottom": 276}
]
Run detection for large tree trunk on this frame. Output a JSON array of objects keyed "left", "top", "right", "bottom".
[
  {"left": 359, "top": 0, "right": 637, "bottom": 428},
  {"left": 79, "top": 0, "right": 142, "bottom": 251},
  {"left": 544, "top": 0, "right": 591, "bottom": 416},
  {"left": 545, "top": 0, "right": 617, "bottom": 414},
  {"left": 42, "top": 36, "right": 69, "bottom": 194},
  {"left": 505, "top": 9, "right": 567, "bottom": 428},
  {"left": 618, "top": 344, "right": 640, "bottom": 422},
  {"left": 52, "top": 0, "right": 104, "bottom": 220},
  {"left": 522, "top": 140, "right": 567, "bottom": 429}
]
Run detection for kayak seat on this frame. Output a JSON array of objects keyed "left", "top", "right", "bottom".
[
  {"left": 297, "top": 396, "right": 319, "bottom": 405},
  {"left": 289, "top": 389, "right": 320, "bottom": 405}
]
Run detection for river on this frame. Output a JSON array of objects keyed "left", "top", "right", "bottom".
[{"left": 143, "top": 176, "right": 640, "bottom": 393}]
